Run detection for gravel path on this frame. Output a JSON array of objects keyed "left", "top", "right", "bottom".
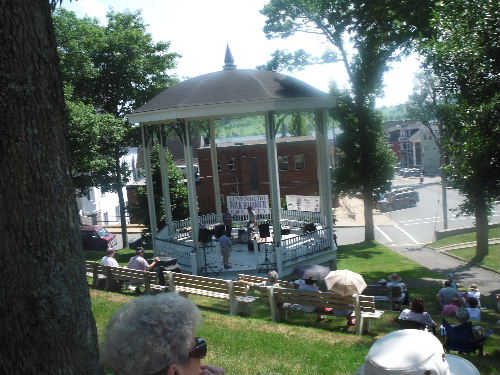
[{"left": 390, "top": 244, "right": 500, "bottom": 297}]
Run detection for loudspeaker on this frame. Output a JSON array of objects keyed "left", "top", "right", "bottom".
[
  {"left": 258, "top": 223, "right": 270, "bottom": 238},
  {"left": 199, "top": 228, "right": 212, "bottom": 243},
  {"left": 304, "top": 222, "right": 316, "bottom": 233}
]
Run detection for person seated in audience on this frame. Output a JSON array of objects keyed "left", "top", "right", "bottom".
[
  {"left": 296, "top": 278, "right": 325, "bottom": 322},
  {"left": 398, "top": 297, "right": 436, "bottom": 332},
  {"left": 456, "top": 307, "right": 484, "bottom": 344},
  {"left": 466, "top": 297, "right": 481, "bottom": 321},
  {"left": 387, "top": 273, "right": 409, "bottom": 309},
  {"left": 442, "top": 297, "right": 462, "bottom": 317},
  {"left": 100, "top": 247, "right": 119, "bottom": 267},
  {"left": 437, "top": 280, "right": 461, "bottom": 309},
  {"left": 356, "top": 329, "right": 479, "bottom": 375},
  {"left": 238, "top": 270, "right": 281, "bottom": 290},
  {"left": 127, "top": 247, "right": 160, "bottom": 293},
  {"left": 127, "top": 247, "right": 159, "bottom": 271},
  {"left": 467, "top": 283, "right": 481, "bottom": 307},
  {"left": 100, "top": 293, "right": 226, "bottom": 375}
]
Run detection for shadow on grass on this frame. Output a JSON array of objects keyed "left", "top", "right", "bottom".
[{"left": 337, "top": 240, "right": 384, "bottom": 260}]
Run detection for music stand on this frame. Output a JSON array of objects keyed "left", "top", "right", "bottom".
[
  {"left": 199, "top": 242, "right": 218, "bottom": 276},
  {"left": 258, "top": 236, "right": 277, "bottom": 273}
]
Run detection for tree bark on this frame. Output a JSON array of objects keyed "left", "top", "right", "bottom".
[
  {"left": 475, "top": 204, "right": 489, "bottom": 258},
  {"left": 0, "top": 2, "right": 100, "bottom": 373},
  {"left": 115, "top": 155, "right": 128, "bottom": 249},
  {"left": 363, "top": 192, "right": 375, "bottom": 241}
]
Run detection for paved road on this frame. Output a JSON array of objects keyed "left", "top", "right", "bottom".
[{"left": 338, "top": 176, "right": 500, "bottom": 246}]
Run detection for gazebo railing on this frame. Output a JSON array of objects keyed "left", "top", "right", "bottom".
[
  {"left": 156, "top": 238, "right": 195, "bottom": 272},
  {"left": 281, "top": 227, "right": 330, "bottom": 265},
  {"left": 171, "top": 209, "right": 321, "bottom": 233}
]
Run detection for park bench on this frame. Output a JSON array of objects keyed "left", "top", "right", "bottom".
[
  {"left": 363, "top": 285, "right": 403, "bottom": 310},
  {"left": 85, "top": 261, "right": 162, "bottom": 294},
  {"left": 237, "top": 273, "right": 294, "bottom": 289},
  {"left": 258, "top": 286, "right": 383, "bottom": 335},
  {"left": 164, "top": 272, "right": 258, "bottom": 315}
]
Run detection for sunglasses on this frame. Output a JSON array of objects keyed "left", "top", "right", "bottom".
[{"left": 188, "top": 337, "right": 207, "bottom": 359}]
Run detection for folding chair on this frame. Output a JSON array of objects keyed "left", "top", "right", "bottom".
[
  {"left": 397, "top": 318, "right": 427, "bottom": 331},
  {"left": 442, "top": 319, "right": 493, "bottom": 356}
]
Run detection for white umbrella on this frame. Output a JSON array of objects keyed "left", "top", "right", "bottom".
[{"left": 324, "top": 269, "right": 367, "bottom": 296}]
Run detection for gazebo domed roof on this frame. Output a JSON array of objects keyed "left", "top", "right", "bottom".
[
  {"left": 128, "top": 49, "right": 334, "bottom": 124},
  {"left": 135, "top": 69, "right": 329, "bottom": 114}
]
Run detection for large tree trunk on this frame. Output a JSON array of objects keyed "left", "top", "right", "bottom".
[
  {"left": 363, "top": 191, "right": 375, "bottom": 241},
  {"left": 475, "top": 203, "right": 489, "bottom": 258},
  {"left": 0, "top": 2, "right": 100, "bottom": 373},
  {"left": 115, "top": 156, "right": 128, "bottom": 249}
]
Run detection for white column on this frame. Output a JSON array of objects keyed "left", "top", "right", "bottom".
[
  {"left": 264, "top": 111, "right": 282, "bottom": 248},
  {"left": 209, "top": 119, "right": 222, "bottom": 222},
  {"left": 182, "top": 120, "right": 199, "bottom": 247},
  {"left": 315, "top": 109, "right": 335, "bottom": 253},
  {"left": 141, "top": 125, "right": 157, "bottom": 251},
  {"left": 158, "top": 126, "right": 173, "bottom": 238}
]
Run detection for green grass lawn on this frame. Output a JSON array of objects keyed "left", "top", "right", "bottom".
[
  {"left": 430, "top": 226, "right": 499, "bottom": 248},
  {"left": 449, "top": 245, "right": 500, "bottom": 271},
  {"left": 429, "top": 226, "right": 499, "bottom": 270},
  {"left": 89, "top": 242, "right": 500, "bottom": 375}
]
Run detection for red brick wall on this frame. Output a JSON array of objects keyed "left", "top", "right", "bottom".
[{"left": 196, "top": 139, "right": 319, "bottom": 213}]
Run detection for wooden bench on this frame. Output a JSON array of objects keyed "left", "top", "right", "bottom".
[
  {"left": 363, "top": 285, "right": 403, "bottom": 310},
  {"left": 258, "top": 286, "right": 383, "bottom": 335},
  {"left": 85, "top": 261, "right": 162, "bottom": 294},
  {"left": 237, "top": 273, "right": 294, "bottom": 289},
  {"left": 165, "top": 272, "right": 258, "bottom": 315}
]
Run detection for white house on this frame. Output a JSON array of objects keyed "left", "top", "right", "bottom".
[{"left": 77, "top": 148, "right": 141, "bottom": 225}]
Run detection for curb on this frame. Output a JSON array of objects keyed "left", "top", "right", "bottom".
[{"left": 428, "top": 245, "right": 500, "bottom": 276}]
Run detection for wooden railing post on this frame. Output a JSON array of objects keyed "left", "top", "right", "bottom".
[
  {"left": 92, "top": 262, "right": 99, "bottom": 288},
  {"left": 354, "top": 294, "right": 362, "bottom": 336},
  {"left": 268, "top": 287, "right": 280, "bottom": 322},
  {"left": 166, "top": 271, "right": 176, "bottom": 292},
  {"left": 227, "top": 280, "right": 238, "bottom": 316},
  {"left": 104, "top": 266, "right": 112, "bottom": 291}
]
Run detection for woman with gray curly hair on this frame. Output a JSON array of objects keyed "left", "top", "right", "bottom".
[{"left": 100, "top": 293, "right": 226, "bottom": 375}]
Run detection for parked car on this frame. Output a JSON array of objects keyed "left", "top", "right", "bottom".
[
  {"left": 403, "top": 168, "right": 421, "bottom": 177},
  {"left": 376, "top": 187, "right": 419, "bottom": 212},
  {"left": 80, "top": 225, "right": 117, "bottom": 250}
]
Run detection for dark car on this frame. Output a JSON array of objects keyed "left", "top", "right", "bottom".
[{"left": 80, "top": 225, "right": 117, "bottom": 250}]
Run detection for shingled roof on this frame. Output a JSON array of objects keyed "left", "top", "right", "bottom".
[{"left": 128, "top": 48, "right": 334, "bottom": 124}]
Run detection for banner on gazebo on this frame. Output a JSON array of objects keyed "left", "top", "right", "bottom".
[
  {"left": 227, "top": 195, "right": 269, "bottom": 215},
  {"left": 286, "top": 195, "right": 320, "bottom": 212}
]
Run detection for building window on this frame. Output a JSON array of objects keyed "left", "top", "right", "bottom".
[
  {"left": 115, "top": 206, "right": 120, "bottom": 221},
  {"left": 278, "top": 155, "right": 289, "bottom": 171},
  {"left": 103, "top": 212, "right": 109, "bottom": 225},
  {"left": 294, "top": 154, "right": 305, "bottom": 170},
  {"left": 217, "top": 160, "right": 222, "bottom": 172},
  {"left": 227, "top": 158, "right": 235, "bottom": 171}
]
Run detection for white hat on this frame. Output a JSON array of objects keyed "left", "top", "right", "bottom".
[{"left": 356, "top": 330, "right": 479, "bottom": 375}]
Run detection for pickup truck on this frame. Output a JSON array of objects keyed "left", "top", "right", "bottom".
[{"left": 376, "top": 187, "right": 419, "bottom": 212}]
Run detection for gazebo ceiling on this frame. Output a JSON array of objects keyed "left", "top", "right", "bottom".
[{"left": 128, "top": 51, "right": 334, "bottom": 124}]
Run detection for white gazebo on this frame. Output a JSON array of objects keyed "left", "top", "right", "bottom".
[{"left": 128, "top": 47, "right": 337, "bottom": 276}]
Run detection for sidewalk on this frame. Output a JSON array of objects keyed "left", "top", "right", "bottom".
[{"left": 390, "top": 243, "right": 500, "bottom": 297}]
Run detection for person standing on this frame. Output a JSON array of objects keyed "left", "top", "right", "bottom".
[
  {"left": 223, "top": 208, "right": 233, "bottom": 237},
  {"left": 247, "top": 206, "right": 256, "bottom": 227},
  {"left": 101, "top": 247, "right": 119, "bottom": 267},
  {"left": 218, "top": 233, "right": 232, "bottom": 269}
]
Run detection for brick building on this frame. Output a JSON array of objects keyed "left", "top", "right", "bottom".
[{"left": 196, "top": 136, "right": 322, "bottom": 213}]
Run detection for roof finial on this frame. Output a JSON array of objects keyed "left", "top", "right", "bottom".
[{"left": 223, "top": 44, "right": 236, "bottom": 70}]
